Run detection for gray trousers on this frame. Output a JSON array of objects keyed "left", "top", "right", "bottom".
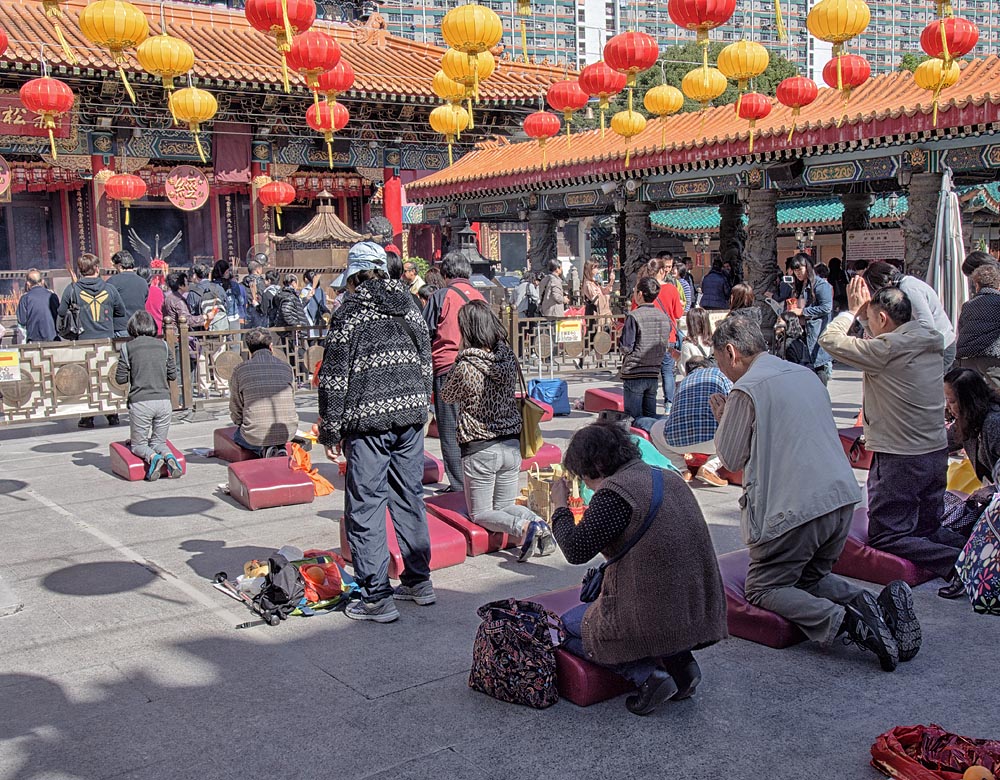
[
  {"left": 433, "top": 371, "right": 463, "bottom": 489},
  {"left": 745, "top": 505, "right": 863, "bottom": 645},
  {"left": 343, "top": 424, "right": 431, "bottom": 603},
  {"left": 128, "top": 399, "right": 174, "bottom": 461},
  {"left": 462, "top": 439, "right": 539, "bottom": 537}
]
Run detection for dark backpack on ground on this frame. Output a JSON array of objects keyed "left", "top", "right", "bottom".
[
  {"left": 56, "top": 283, "right": 85, "bottom": 340},
  {"left": 251, "top": 555, "right": 305, "bottom": 622},
  {"left": 469, "top": 599, "right": 565, "bottom": 709}
]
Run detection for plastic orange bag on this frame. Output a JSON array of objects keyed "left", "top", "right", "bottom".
[{"left": 290, "top": 443, "right": 335, "bottom": 497}]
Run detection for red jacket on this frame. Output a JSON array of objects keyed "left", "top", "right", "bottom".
[
  {"left": 422, "top": 279, "right": 485, "bottom": 374},
  {"left": 631, "top": 281, "right": 682, "bottom": 341}
]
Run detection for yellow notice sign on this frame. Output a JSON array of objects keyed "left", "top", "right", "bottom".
[
  {"left": 555, "top": 319, "right": 584, "bottom": 343},
  {"left": 0, "top": 351, "right": 19, "bottom": 382}
]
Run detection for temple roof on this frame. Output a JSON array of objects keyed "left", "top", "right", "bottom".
[
  {"left": 407, "top": 56, "right": 1000, "bottom": 200},
  {"left": 0, "top": 0, "right": 566, "bottom": 103},
  {"left": 273, "top": 192, "right": 364, "bottom": 245}
]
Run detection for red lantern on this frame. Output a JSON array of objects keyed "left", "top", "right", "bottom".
[
  {"left": 523, "top": 110, "right": 561, "bottom": 169},
  {"left": 921, "top": 16, "right": 979, "bottom": 61},
  {"left": 668, "top": 0, "right": 737, "bottom": 45},
  {"left": 0, "top": 28, "right": 8, "bottom": 58},
  {"left": 776, "top": 75, "right": 818, "bottom": 141},
  {"left": 19, "top": 77, "right": 75, "bottom": 160},
  {"left": 245, "top": 0, "right": 317, "bottom": 93},
  {"left": 258, "top": 180, "right": 296, "bottom": 229},
  {"left": 737, "top": 91, "right": 771, "bottom": 153},
  {"left": 604, "top": 31, "right": 660, "bottom": 88},
  {"left": 306, "top": 100, "right": 349, "bottom": 169},
  {"left": 317, "top": 60, "right": 355, "bottom": 99},
  {"left": 546, "top": 80, "right": 589, "bottom": 144},
  {"left": 579, "top": 61, "right": 627, "bottom": 136},
  {"left": 286, "top": 30, "right": 341, "bottom": 100},
  {"left": 823, "top": 54, "right": 871, "bottom": 97},
  {"left": 104, "top": 173, "right": 147, "bottom": 226}
]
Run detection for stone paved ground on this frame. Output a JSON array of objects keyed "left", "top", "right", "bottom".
[{"left": 0, "top": 365, "right": 993, "bottom": 780}]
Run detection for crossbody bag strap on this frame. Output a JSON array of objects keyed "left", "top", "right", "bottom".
[
  {"left": 600, "top": 467, "right": 664, "bottom": 571},
  {"left": 448, "top": 283, "right": 471, "bottom": 305},
  {"left": 392, "top": 315, "right": 421, "bottom": 353}
]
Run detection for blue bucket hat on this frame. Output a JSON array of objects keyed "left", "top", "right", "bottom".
[{"left": 345, "top": 241, "right": 387, "bottom": 281}]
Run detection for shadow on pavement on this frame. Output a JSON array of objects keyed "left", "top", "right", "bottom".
[
  {"left": 31, "top": 441, "right": 99, "bottom": 454},
  {"left": 42, "top": 561, "right": 158, "bottom": 596},
  {"left": 180, "top": 539, "right": 279, "bottom": 580},
  {"left": 126, "top": 497, "right": 218, "bottom": 518}
]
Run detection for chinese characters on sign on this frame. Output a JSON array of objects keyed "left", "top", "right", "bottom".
[
  {"left": 165, "top": 166, "right": 210, "bottom": 211},
  {"left": 0, "top": 95, "right": 72, "bottom": 139},
  {"left": 846, "top": 229, "right": 905, "bottom": 264},
  {"left": 555, "top": 319, "right": 584, "bottom": 343}
]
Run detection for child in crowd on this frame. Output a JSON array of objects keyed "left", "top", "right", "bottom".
[
  {"left": 774, "top": 311, "right": 810, "bottom": 366},
  {"left": 115, "top": 311, "right": 182, "bottom": 481},
  {"left": 674, "top": 307, "right": 714, "bottom": 380}
]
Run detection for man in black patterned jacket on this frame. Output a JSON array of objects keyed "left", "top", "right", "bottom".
[{"left": 318, "top": 241, "right": 434, "bottom": 624}]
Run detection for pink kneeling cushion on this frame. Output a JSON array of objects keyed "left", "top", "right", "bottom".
[
  {"left": 424, "top": 491, "right": 518, "bottom": 556},
  {"left": 531, "top": 587, "right": 634, "bottom": 707},
  {"left": 109, "top": 441, "right": 186, "bottom": 481},
  {"left": 213, "top": 426, "right": 258, "bottom": 463},
  {"left": 227, "top": 457, "right": 315, "bottom": 511},
  {"left": 422, "top": 452, "right": 445, "bottom": 485},
  {"left": 831, "top": 507, "right": 936, "bottom": 586},
  {"left": 583, "top": 387, "right": 624, "bottom": 413},
  {"left": 339, "top": 509, "right": 467, "bottom": 579},
  {"left": 717, "top": 549, "right": 807, "bottom": 649},
  {"left": 521, "top": 442, "right": 563, "bottom": 472}
]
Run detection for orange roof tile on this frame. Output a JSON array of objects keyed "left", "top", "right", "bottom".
[
  {"left": 0, "top": 0, "right": 565, "bottom": 102},
  {"left": 408, "top": 56, "right": 1000, "bottom": 199}
]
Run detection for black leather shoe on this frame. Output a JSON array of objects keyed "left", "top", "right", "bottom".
[
  {"left": 938, "top": 579, "right": 967, "bottom": 600},
  {"left": 625, "top": 669, "right": 678, "bottom": 716},
  {"left": 517, "top": 521, "right": 539, "bottom": 563},
  {"left": 661, "top": 652, "right": 702, "bottom": 700}
]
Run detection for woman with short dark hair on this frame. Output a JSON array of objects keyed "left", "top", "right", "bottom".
[
  {"left": 550, "top": 422, "right": 728, "bottom": 716},
  {"left": 441, "top": 300, "right": 555, "bottom": 561},
  {"left": 115, "top": 311, "right": 181, "bottom": 480}
]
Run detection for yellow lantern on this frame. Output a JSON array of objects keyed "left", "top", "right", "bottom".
[
  {"left": 717, "top": 40, "right": 770, "bottom": 112},
  {"left": 441, "top": 4, "right": 503, "bottom": 97},
  {"left": 432, "top": 70, "right": 467, "bottom": 104},
  {"left": 442, "top": 48, "right": 495, "bottom": 128},
  {"left": 136, "top": 34, "right": 195, "bottom": 122},
  {"left": 39, "top": 1, "right": 78, "bottom": 64},
  {"left": 644, "top": 84, "right": 684, "bottom": 148},
  {"left": 610, "top": 109, "right": 647, "bottom": 168},
  {"left": 806, "top": 0, "right": 871, "bottom": 56},
  {"left": 914, "top": 58, "right": 961, "bottom": 125},
  {"left": 171, "top": 86, "right": 218, "bottom": 164},
  {"left": 429, "top": 103, "right": 471, "bottom": 167},
  {"left": 79, "top": 0, "right": 150, "bottom": 103},
  {"left": 682, "top": 65, "right": 728, "bottom": 109}
]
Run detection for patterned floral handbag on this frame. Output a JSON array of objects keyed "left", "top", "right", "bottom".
[
  {"left": 955, "top": 494, "right": 1000, "bottom": 616},
  {"left": 469, "top": 599, "right": 566, "bottom": 709}
]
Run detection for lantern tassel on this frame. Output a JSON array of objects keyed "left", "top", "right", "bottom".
[
  {"left": 748, "top": 121, "right": 755, "bottom": 154},
  {"left": 447, "top": 139, "right": 454, "bottom": 167},
  {"left": 541, "top": 139, "right": 547, "bottom": 170},
  {"left": 661, "top": 117, "right": 666, "bottom": 148},
  {"left": 940, "top": 20, "right": 950, "bottom": 62},
  {"left": 702, "top": 40, "right": 709, "bottom": 71},
  {"left": 47, "top": 126, "right": 58, "bottom": 161},
  {"left": 124, "top": 203, "right": 131, "bottom": 226},
  {"left": 565, "top": 113, "right": 572, "bottom": 147},
  {"left": 280, "top": 53, "right": 291, "bottom": 94},
  {"left": 167, "top": 91, "right": 178, "bottom": 126},
  {"left": 51, "top": 21, "right": 78, "bottom": 65},
  {"left": 931, "top": 74, "right": 947, "bottom": 126},
  {"left": 736, "top": 91, "right": 743, "bottom": 115},
  {"left": 774, "top": 0, "right": 787, "bottom": 42},
  {"left": 467, "top": 97, "right": 475, "bottom": 130},
  {"left": 625, "top": 145, "right": 631, "bottom": 168},
  {"left": 118, "top": 65, "right": 137, "bottom": 104},
  {"left": 520, "top": 19, "right": 528, "bottom": 62},
  {"left": 275, "top": 207, "right": 283, "bottom": 230},
  {"left": 193, "top": 128, "right": 208, "bottom": 164},
  {"left": 837, "top": 57, "right": 843, "bottom": 91},
  {"left": 326, "top": 135, "right": 334, "bottom": 169},
  {"left": 471, "top": 53, "right": 480, "bottom": 100},
  {"left": 787, "top": 121, "right": 796, "bottom": 143},
  {"left": 280, "top": 0, "right": 294, "bottom": 53},
  {"left": 628, "top": 87, "right": 633, "bottom": 114}
]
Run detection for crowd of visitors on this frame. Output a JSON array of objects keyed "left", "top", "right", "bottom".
[{"left": 12, "top": 232, "right": 1000, "bottom": 715}]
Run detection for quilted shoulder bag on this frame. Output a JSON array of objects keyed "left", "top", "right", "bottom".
[
  {"left": 469, "top": 599, "right": 565, "bottom": 709},
  {"left": 955, "top": 492, "right": 1000, "bottom": 616}
]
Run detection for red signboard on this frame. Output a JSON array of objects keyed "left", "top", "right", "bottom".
[{"left": 0, "top": 94, "right": 72, "bottom": 139}]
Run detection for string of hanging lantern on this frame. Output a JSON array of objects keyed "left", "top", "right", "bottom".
[
  {"left": 807, "top": 0, "right": 871, "bottom": 121},
  {"left": 776, "top": 75, "right": 818, "bottom": 142},
  {"left": 916, "top": 1, "right": 979, "bottom": 125},
  {"left": 136, "top": 7, "right": 195, "bottom": 124},
  {"left": 546, "top": 78, "right": 589, "bottom": 146},
  {"left": 523, "top": 98, "right": 560, "bottom": 170},
  {"left": 245, "top": 0, "right": 317, "bottom": 93},
  {"left": 578, "top": 61, "right": 626, "bottom": 138},
  {"left": 78, "top": 0, "right": 149, "bottom": 104}
]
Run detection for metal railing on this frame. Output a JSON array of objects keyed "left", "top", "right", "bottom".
[{"left": 0, "top": 311, "right": 628, "bottom": 425}]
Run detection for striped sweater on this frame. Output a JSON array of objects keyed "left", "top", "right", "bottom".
[{"left": 317, "top": 278, "right": 432, "bottom": 445}]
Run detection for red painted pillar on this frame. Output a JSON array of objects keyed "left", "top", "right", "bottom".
[{"left": 382, "top": 167, "right": 403, "bottom": 245}]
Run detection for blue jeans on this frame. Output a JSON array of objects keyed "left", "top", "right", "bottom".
[
  {"left": 232, "top": 426, "right": 266, "bottom": 456},
  {"left": 660, "top": 351, "right": 676, "bottom": 407},
  {"left": 343, "top": 424, "right": 432, "bottom": 602},
  {"left": 623, "top": 376, "right": 660, "bottom": 419},
  {"left": 561, "top": 604, "right": 658, "bottom": 686}
]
